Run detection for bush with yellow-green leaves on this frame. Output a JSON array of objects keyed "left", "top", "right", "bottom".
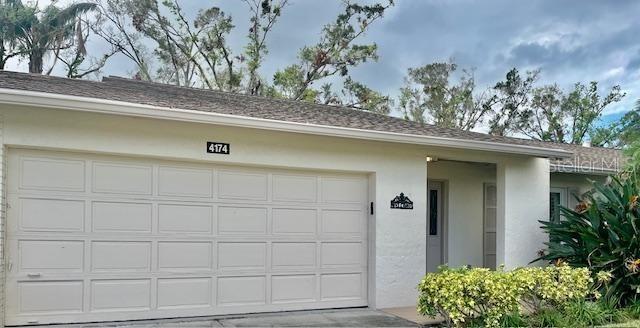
[{"left": 417, "top": 263, "right": 599, "bottom": 327}]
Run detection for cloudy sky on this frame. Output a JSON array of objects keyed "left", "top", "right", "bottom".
[{"left": 8, "top": 0, "right": 640, "bottom": 123}]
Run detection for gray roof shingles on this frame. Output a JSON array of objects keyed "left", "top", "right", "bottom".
[{"left": 0, "top": 71, "right": 624, "bottom": 173}]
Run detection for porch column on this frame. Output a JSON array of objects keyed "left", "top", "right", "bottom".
[{"left": 496, "top": 157, "right": 550, "bottom": 268}]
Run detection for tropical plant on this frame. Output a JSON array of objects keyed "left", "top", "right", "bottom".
[
  {"left": 537, "top": 175, "right": 640, "bottom": 305},
  {"left": 13, "top": 1, "right": 97, "bottom": 74}
]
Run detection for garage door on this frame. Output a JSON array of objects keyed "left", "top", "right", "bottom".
[{"left": 5, "top": 149, "right": 369, "bottom": 325}]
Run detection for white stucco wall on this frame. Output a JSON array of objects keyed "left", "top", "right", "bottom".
[
  {"left": 0, "top": 105, "right": 438, "bottom": 310},
  {"left": 0, "top": 113, "right": 5, "bottom": 326},
  {"left": 496, "top": 157, "right": 550, "bottom": 268},
  {"left": 428, "top": 161, "right": 496, "bottom": 268}
]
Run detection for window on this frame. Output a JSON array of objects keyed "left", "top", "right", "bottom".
[
  {"left": 429, "top": 190, "right": 438, "bottom": 235},
  {"left": 550, "top": 187, "right": 568, "bottom": 223},
  {"left": 550, "top": 192, "right": 561, "bottom": 223},
  {"left": 483, "top": 183, "right": 497, "bottom": 269}
]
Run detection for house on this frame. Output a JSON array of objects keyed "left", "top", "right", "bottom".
[{"left": 0, "top": 71, "right": 623, "bottom": 326}]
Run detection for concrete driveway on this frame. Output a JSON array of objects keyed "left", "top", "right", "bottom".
[{"left": 44, "top": 309, "right": 419, "bottom": 327}]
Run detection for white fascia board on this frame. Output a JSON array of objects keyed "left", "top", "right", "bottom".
[{"left": 0, "top": 88, "right": 572, "bottom": 158}]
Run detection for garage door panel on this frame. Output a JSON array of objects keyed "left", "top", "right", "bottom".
[
  {"left": 321, "top": 242, "right": 363, "bottom": 268},
  {"left": 271, "top": 275, "right": 316, "bottom": 304},
  {"left": 92, "top": 202, "right": 152, "bottom": 233},
  {"left": 158, "top": 166, "right": 213, "bottom": 198},
  {"left": 158, "top": 204, "right": 212, "bottom": 234},
  {"left": 92, "top": 162, "right": 152, "bottom": 195},
  {"left": 6, "top": 149, "right": 368, "bottom": 325},
  {"left": 320, "top": 273, "right": 363, "bottom": 301},
  {"left": 91, "top": 241, "right": 151, "bottom": 272},
  {"left": 19, "top": 240, "right": 84, "bottom": 272},
  {"left": 321, "top": 177, "right": 367, "bottom": 204},
  {"left": 19, "top": 157, "right": 85, "bottom": 192},
  {"left": 272, "top": 208, "right": 316, "bottom": 235},
  {"left": 157, "top": 277, "right": 212, "bottom": 309},
  {"left": 19, "top": 198, "right": 85, "bottom": 232},
  {"left": 217, "top": 207, "right": 267, "bottom": 235},
  {"left": 217, "top": 242, "right": 266, "bottom": 271},
  {"left": 321, "top": 210, "right": 364, "bottom": 235},
  {"left": 217, "top": 276, "right": 266, "bottom": 306},
  {"left": 91, "top": 279, "right": 151, "bottom": 312},
  {"left": 18, "top": 280, "right": 84, "bottom": 314},
  {"left": 218, "top": 171, "right": 267, "bottom": 200},
  {"left": 272, "top": 175, "right": 317, "bottom": 203},
  {"left": 272, "top": 242, "right": 316, "bottom": 270},
  {"left": 158, "top": 242, "right": 212, "bottom": 271}
]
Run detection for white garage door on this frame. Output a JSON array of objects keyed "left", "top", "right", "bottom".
[{"left": 5, "top": 149, "right": 369, "bottom": 325}]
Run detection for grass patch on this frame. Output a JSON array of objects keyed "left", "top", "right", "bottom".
[{"left": 481, "top": 300, "right": 640, "bottom": 328}]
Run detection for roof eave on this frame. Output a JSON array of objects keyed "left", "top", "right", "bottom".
[{"left": 0, "top": 88, "right": 573, "bottom": 159}]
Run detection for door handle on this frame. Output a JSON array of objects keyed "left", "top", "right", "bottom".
[{"left": 26, "top": 273, "right": 42, "bottom": 278}]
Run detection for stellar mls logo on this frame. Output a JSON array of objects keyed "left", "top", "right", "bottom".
[
  {"left": 390, "top": 192, "right": 413, "bottom": 209},
  {"left": 550, "top": 155, "right": 620, "bottom": 174}
]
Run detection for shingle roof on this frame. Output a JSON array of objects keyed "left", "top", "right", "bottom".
[{"left": 0, "top": 71, "right": 624, "bottom": 173}]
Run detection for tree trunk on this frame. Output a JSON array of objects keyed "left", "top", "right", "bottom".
[
  {"left": 0, "top": 44, "right": 6, "bottom": 70},
  {"left": 28, "top": 49, "right": 44, "bottom": 74}
]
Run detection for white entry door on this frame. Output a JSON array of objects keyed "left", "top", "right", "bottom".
[
  {"left": 4, "top": 149, "right": 369, "bottom": 325},
  {"left": 426, "top": 181, "right": 444, "bottom": 272}
]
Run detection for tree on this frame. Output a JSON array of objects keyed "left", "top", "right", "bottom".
[
  {"left": 399, "top": 61, "right": 490, "bottom": 129},
  {"left": 560, "top": 82, "right": 625, "bottom": 144},
  {"left": 89, "top": 0, "right": 153, "bottom": 80},
  {"left": 14, "top": 1, "right": 97, "bottom": 74},
  {"left": 591, "top": 101, "right": 640, "bottom": 148},
  {"left": 485, "top": 68, "right": 624, "bottom": 144},
  {"left": 0, "top": 0, "right": 33, "bottom": 70},
  {"left": 244, "top": 0, "right": 289, "bottom": 95},
  {"left": 483, "top": 68, "right": 539, "bottom": 136},
  {"left": 319, "top": 77, "right": 391, "bottom": 114},
  {"left": 85, "top": 0, "right": 392, "bottom": 107},
  {"left": 272, "top": 0, "right": 394, "bottom": 101},
  {"left": 94, "top": 0, "right": 287, "bottom": 90},
  {"left": 518, "top": 84, "right": 564, "bottom": 141},
  {"left": 127, "top": 0, "right": 238, "bottom": 89},
  {"left": 56, "top": 17, "right": 118, "bottom": 78}
]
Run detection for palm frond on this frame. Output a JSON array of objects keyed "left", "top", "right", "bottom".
[{"left": 51, "top": 2, "right": 97, "bottom": 27}]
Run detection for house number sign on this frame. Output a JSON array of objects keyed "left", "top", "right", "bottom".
[
  {"left": 207, "top": 142, "right": 230, "bottom": 154},
  {"left": 390, "top": 193, "right": 413, "bottom": 209}
]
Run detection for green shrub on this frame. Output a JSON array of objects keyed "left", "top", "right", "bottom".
[
  {"left": 515, "top": 265, "right": 592, "bottom": 312},
  {"left": 537, "top": 175, "right": 640, "bottom": 305},
  {"left": 417, "top": 264, "right": 592, "bottom": 327}
]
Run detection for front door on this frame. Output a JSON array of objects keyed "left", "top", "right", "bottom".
[{"left": 426, "top": 181, "right": 444, "bottom": 272}]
